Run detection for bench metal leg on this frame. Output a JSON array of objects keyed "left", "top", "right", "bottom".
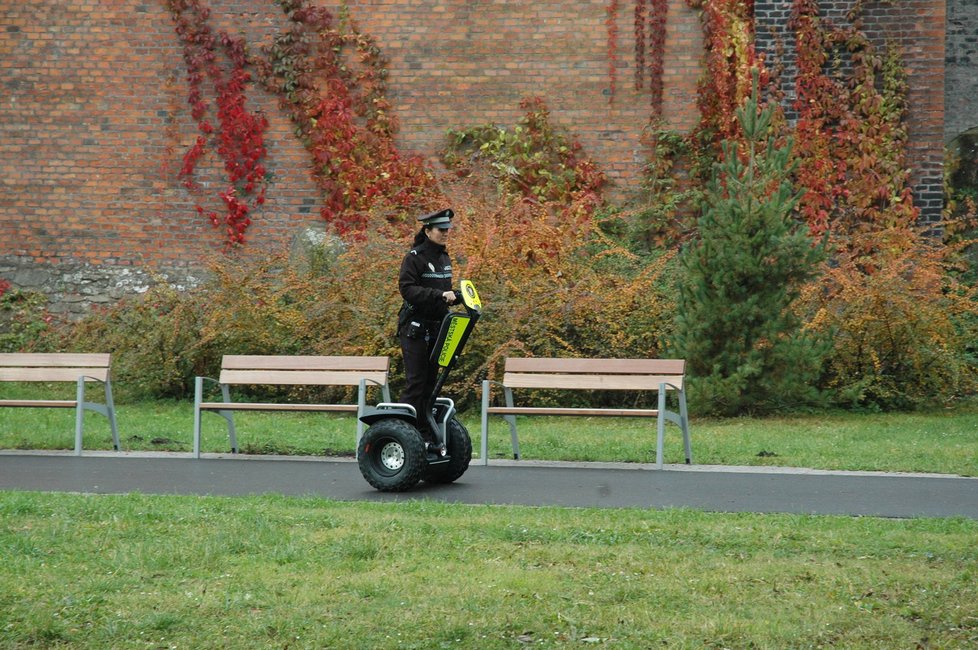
[
  {"left": 480, "top": 380, "right": 490, "bottom": 466},
  {"left": 75, "top": 377, "right": 121, "bottom": 456},
  {"left": 504, "top": 387, "right": 520, "bottom": 460},
  {"left": 104, "top": 379, "right": 120, "bottom": 452},
  {"left": 679, "top": 389, "right": 692, "bottom": 465},
  {"left": 193, "top": 378, "right": 236, "bottom": 457},
  {"left": 654, "top": 384, "right": 693, "bottom": 469},
  {"left": 357, "top": 379, "right": 367, "bottom": 458},
  {"left": 480, "top": 382, "right": 521, "bottom": 464},
  {"left": 74, "top": 378, "right": 85, "bottom": 456},
  {"left": 655, "top": 388, "right": 667, "bottom": 469},
  {"left": 193, "top": 377, "right": 203, "bottom": 459},
  {"left": 221, "top": 383, "right": 237, "bottom": 453}
]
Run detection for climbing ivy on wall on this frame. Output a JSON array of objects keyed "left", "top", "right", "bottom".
[
  {"left": 791, "top": 0, "right": 918, "bottom": 250},
  {"left": 631, "top": 0, "right": 764, "bottom": 248},
  {"left": 607, "top": 1, "right": 620, "bottom": 102},
  {"left": 634, "top": 0, "right": 669, "bottom": 117},
  {"left": 255, "top": 0, "right": 441, "bottom": 237},
  {"left": 685, "top": 0, "right": 762, "bottom": 144},
  {"left": 640, "top": 0, "right": 920, "bottom": 255},
  {"left": 166, "top": 0, "right": 440, "bottom": 246},
  {"left": 166, "top": 0, "right": 269, "bottom": 248},
  {"left": 442, "top": 96, "right": 607, "bottom": 214},
  {"left": 610, "top": 0, "right": 670, "bottom": 117},
  {"left": 163, "top": 0, "right": 921, "bottom": 257}
]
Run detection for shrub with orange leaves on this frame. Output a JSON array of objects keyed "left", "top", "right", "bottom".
[
  {"left": 441, "top": 176, "right": 678, "bottom": 405},
  {"left": 801, "top": 227, "right": 978, "bottom": 410},
  {"left": 55, "top": 165, "right": 677, "bottom": 408}
]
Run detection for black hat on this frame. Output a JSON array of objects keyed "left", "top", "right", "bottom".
[{"left": 418, "top": 208, "right": 454, "bottom": 229}]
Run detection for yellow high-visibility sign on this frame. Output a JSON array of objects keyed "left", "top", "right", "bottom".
[
  {"left": 437, "top": 314, "right": 471, "bottom": 367},
  {"left": 460, "top": 280, "right": 482, "bottom": 312}
]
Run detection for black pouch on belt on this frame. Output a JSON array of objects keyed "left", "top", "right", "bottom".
[
  {"left": 404, "top": 320, "right": 423, "bottom": 340},
  {"left": 397, "top": 302, "right": 414, "bottom": 337}
]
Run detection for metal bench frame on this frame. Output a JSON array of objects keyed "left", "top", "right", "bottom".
[
  {"left": 480, "top": 358, "right": 690, "bottom": 468},
  {"left": 0, "top": 353, "right": 120, "bottom": 455},
  {"left": 192, "top": 355, "right": 391, "bottom": 458}
]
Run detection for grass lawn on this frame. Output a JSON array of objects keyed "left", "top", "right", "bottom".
[
  {"left": 2, "top": 387, "right": 977, "bottom": 647},
  {"left": 1, "top": 383, "right": 976, "bottom": 476},
  {"left": 1, "top": 492, "right": 976, "bottom": 649}
]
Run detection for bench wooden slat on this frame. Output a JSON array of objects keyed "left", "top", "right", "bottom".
[
  {"left": 504, "top": 358, "right": 685, "bottom": 375},
  {"left": 0, "top": 399, "right": 78, "bottom": 408},
  {"left": 0, "top": 352, "right": 119, "bottom": 456},
  {"left": 0, "top": 368, "right": 110, "bottom": 382},
  {"left": 221, "top": 355, "right": 389, "bottom": 372},
  {"left": 194, "top": 354, "right": 392, "bottom": 458},
  {"left": 199, "top": 402, "right": 359, "bottom": 412},
  {"left": 217, "top": 369, "right": 389, "bottom": 386},
  {"left": 481, "top": 356, "right": 692, "bottom": 469},
  {"left": 502, "top": 372, "right": 684, "bottom": 391},
  {"left": 487, "top": 406, "right": 659, "bottom": 417},
  {"left": 0, "top": 353, "right": 111, "bottom": 368}
]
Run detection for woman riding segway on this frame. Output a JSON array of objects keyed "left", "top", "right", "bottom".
[
  {"left": 356, "top": 207, "right": 481, "bottom": 491},
  {"left": 396, "top": 208, "right": 459, "bottom": 449}
]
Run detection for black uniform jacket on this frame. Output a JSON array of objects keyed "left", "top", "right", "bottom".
[{"left": 398, "top": 237, "right": 457, "bottom": 324}]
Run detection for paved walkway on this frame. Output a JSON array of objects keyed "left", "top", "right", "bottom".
[{"left": 1, "top": 451, "right": 976, "bottom": 518}]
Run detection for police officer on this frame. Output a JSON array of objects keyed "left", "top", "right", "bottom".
[{"left": 397, "top": 208, "right": 459, "bottom": 444}]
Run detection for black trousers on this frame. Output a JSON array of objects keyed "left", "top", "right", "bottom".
[{"left": 399, "top": 327, "right": 438, "bottom": 436}]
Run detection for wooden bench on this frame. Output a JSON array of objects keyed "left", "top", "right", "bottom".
[
  {"left": 192, "top": 355, "right": 391, "bottom": 458},
  {"left": 0, "top": 352, "right": 120, "bottom": 455},
  {"left": 480, "top": 358, "right": 691, "bottom": 469}
]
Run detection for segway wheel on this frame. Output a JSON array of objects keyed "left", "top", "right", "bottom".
[
  {"left": 423, "top": 417, "right": 472, "bottom": 485},
  {"left": 358, "top": 419, "right": 427, "bottom": 492}
]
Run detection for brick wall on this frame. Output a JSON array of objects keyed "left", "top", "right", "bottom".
[
  {"left": 754, "top": 0, "right": 946, "bottom": 223},
  {"left": 0, "top": 0, "right": 951, "bottom": 307},
  {"left": 0, "top": 0, "right": 701, "bottom": 276}
]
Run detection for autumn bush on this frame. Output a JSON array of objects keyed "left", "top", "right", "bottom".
[
  {"left": 0, "top": 284, "right": 55, "bottom": 354},
  {"left": 52, "top": 281, "right": 210, "bottom": 399},
  {"left": 800, "top": 228, "right": 978, "bottom": 411},
  {"left": 439, "top": 176, "right": 678, "bottom": 408},
  {"left": 52, "top": 166, "right": 676, "bottom": 409},
  {"left": 50, "top": 242, "right": 402, "bottom": 402}
]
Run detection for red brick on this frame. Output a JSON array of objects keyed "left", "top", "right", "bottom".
[{"left": 0, "top": 0, "right": 945, "bottom": 268}]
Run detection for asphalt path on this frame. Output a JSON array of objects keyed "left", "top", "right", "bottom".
[{"left": 1, "top": 451, "right": 976, "bottom": 518}]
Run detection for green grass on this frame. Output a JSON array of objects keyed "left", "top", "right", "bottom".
[
  {"left": 2, "top": 382, "right": 977, "bottom": 475},
  {"left": 3, "top": 386, "right": 976, "bottom": 647},
  {"left": 1, "top": 491, "right": 976, "bottom": 649}
]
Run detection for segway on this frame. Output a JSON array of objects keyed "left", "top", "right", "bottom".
[{"left": 357, "top": 280, "right": 482, "bottom": 491}]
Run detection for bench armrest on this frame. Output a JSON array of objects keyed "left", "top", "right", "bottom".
[
  {"left": 480, "top": 378, "right": 507, "bottom": 399},
  {"left": 74, "top": 373, "right": 119, "bottom": 455},
  {"left": 194, "top": 376, "right": 226, "bottom": 398}
]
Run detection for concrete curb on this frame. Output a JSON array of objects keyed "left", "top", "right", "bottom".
[{"left": 1, "top": 448, "right": 971, "bottom": 480}]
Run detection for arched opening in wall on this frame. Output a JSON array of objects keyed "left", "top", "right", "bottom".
[
  {"left": 946, "top": 127, "right": 978, "bottom": 267},
  {"left": 948, "top": 127, "right": 978, "bottom": 199}
]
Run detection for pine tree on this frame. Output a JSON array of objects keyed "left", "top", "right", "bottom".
[{"left": 674, "top": 73, "right": 825, "bottom": 415}]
